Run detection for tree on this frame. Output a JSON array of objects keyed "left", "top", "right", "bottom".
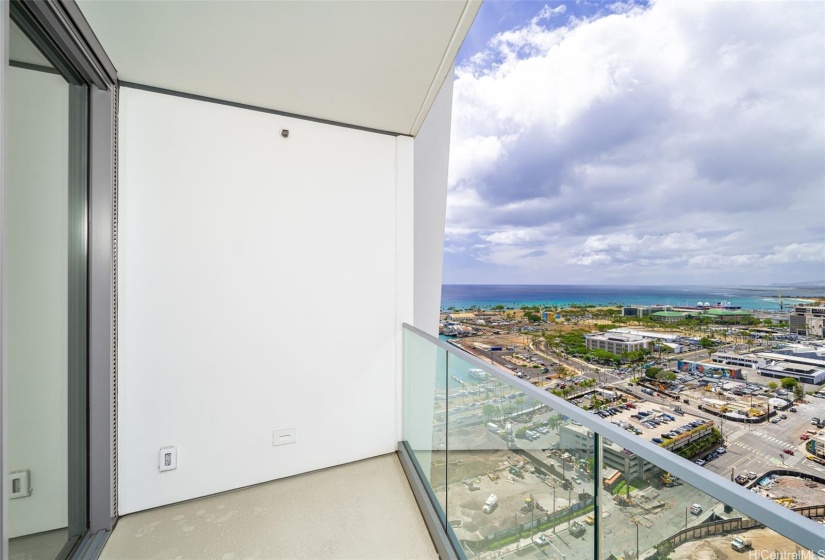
[
  {"left": 483, "top": 404, "right": 498, "bottom": 422},
  {"left": 793, "top": 384, "right": 805, "bottom": 402},
  {"left": 780, "top": 377, "right": 798, "bottom": 390},
  {"left": 767, "top": 381, "right": 778, "bottom": 390},
  {"left": 525, "top": 312, "right": 542, "bottom": 323},
  {"left": 656, "top": 371, "right": 677, "bottom": 382},
  {"left": 645, "top": 367, "right": 663, "bottom": 378}
]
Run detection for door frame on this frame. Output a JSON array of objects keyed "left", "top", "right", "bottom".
[{"left": 1, "top": 1, "right": 117, "bottom": 557}]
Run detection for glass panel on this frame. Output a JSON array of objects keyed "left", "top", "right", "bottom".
[
  {"left": 403, "top": 329, "right": 448, "bottom": 524},
  {"left": 607, "top": 440, "right": 820, "bottom": 560},
  {"left": 7, "top": 15, "right": 87, "bottom": 560},
  {"left": 446, "top": 351, "right": 596, "bottom": 558}
]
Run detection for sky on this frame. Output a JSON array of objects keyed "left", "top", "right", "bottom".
[{"left": 443, "top": 0, "right": 825, "bottom": 286}]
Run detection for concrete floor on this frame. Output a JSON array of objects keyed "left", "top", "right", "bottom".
[{"left": 100, "top": 453, "right": 438, "bottom": 560}]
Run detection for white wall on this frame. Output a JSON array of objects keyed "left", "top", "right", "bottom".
[
  {"left": 6, "top": 67, "right": 69, "bottom": 537},
  {"left": 117, "top": 88, "right": 415, "bottom": 514},
  {"left": 402, "top": 71, "right": 455, "bottom": 459},
  {"left": 413, "top": 71, "right": 454, "bottom": 336}
]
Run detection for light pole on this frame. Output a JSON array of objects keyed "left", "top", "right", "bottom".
[
  {"left": 552, "top": 484, "right": 557, "bottom": 534},
  {"left": 635, "top": 520, "right": 639, "bottom": 560}
]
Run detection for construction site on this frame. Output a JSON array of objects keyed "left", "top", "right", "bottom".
[
  {"left": 751, "top": 474, "right": 825, "bottom": 509},
  {"left": 661, "top": 379, "right": 777, "bottom": 422},
  {"left": 438, "top": 449, "right": 593, "bottom": 547}
]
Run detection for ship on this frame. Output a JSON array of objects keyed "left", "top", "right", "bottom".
[
  {"left": 675, "top": 300, "right": 742, "bottom": 311},
  {"left": 468, "top": 368, "right": 489, "bottom": 381}
]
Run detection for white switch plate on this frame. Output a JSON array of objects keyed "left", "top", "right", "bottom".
[
  {"left": 9, "top": 470, "right": 31, "bottom": 499},
  {"left": 273, "top": 428, "right": 296, "bottom": 446},
  {"left": 159, "top": 446, "right": 177, "bottom": 472}
]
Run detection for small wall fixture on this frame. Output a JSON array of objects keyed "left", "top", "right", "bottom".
[
  {"left": 9, "top": 470, "right": 31, "bottom": 499},
  {"left": 281, "top": 129, "right": 289, "bottom": 138}
]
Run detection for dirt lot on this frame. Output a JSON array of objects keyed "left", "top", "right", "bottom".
[
  {"left": 427, "top": 448, "right": 513, "bottom": 488},
  {"left": 752, "top": 475, "right": 825, "bottom": 508},
  {"left": 670, "top": 527, "right": 816, "bottom": 560}
]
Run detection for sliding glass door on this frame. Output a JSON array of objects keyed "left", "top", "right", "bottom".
[{"left": 7, "top": 13, "right": 88, "bottom": 560}]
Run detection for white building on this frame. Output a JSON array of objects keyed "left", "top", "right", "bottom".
[
  {"left": 711, "top": 352, "right": 767, "bottom": 369},
  {"left": 756, "top": 352, "right": 825, "bottom": 384},
  {"left": 585, "top": 332, "right": 652, "bottom": 354}
]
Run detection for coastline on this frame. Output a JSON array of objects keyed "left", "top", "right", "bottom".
[{"left": 440, "top": 284, "right": 823, "bottom": 312}]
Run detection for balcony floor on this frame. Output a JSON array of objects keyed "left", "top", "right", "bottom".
[{"left": 100, "top": 453, "right": 437, "bottom": 559}]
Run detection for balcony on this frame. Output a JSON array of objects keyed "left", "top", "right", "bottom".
[
  {"left": 82, "top": 325, "right": 824, "bottom": 559},
  {"left": 93, "top": 454, "right": 436, "bottom": 560}
]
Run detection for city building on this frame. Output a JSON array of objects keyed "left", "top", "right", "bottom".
[
  {"left": 651, "top": 310, "right": 688, "bottom": 323},
  {"left": 789, "top": 306, "right": 825, "bottom": 337},
  {"left": 585, "top": 332, "right": 652, "bottom": 354},
  {"left": 757, "top": 361, "right": 825, "bottom": 385},
  {"left": 811, "top": 434, "right": 825, "bottom": 460},
  {"left": 702, "top": 309, "right": 753, "bottom": 323},
  {"left": 445, "top": 312, "right": 478, "bottom": 322},
  {"left": 755, "top": 352, "right": 825, "bottom": 384},
  {"left": 621, "top": 305, "right": 673, "bottom": 317},
  {"left": 677, "top": 360, "right": 746, "bottom": 380},
  {"left": 560, "top": 423, "right": 654, "bottom": 481},
  {"left": 711, "top": 352, "right": 767, "bottom": 369}
]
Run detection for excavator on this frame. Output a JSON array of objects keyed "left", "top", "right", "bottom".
[
  {"left": 661, "top": 472, "right": 674, "bottom": 487},
  {"left": 521, "top": 496, "right": 534, "bottom": 513}
]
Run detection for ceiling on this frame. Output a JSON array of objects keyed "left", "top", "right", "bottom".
[{"left": 77, "top": 0, "right": 480, "bottom": 135}]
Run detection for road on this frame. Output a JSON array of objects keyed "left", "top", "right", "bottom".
[{"left": 705, "top": 398, "right": 825, "bottom": 479}]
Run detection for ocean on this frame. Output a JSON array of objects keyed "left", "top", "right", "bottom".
[{"left": 440, "top": 284, "right": 823, "bottom": 312}]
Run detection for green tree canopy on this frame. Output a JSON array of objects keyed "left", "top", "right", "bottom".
[{"left": 780, "top": 377, "right": 798, "bottom": 390}]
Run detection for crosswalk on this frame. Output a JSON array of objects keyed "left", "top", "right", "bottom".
[{"left": 727, "top": 429, "right": 825, "bottom": 474}]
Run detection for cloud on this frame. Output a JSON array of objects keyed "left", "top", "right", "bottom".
[{"left": 444, "top": 0, "right": 825, "bottom": 285}]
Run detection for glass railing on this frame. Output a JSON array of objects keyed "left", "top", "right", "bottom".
[{"left": 401, "top": 324, "right": 825, "bottom": 560}]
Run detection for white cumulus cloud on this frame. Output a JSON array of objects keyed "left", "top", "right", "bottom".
[{"left": 444, "top": 0, "right": 825, "bottom": 285}]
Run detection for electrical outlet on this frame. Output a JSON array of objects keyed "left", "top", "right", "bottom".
[
  {"left": 273, "top": 428, "right": 296, "bottom": 446},
  {"left": 9, "top": 470, "right": 31, "bottom": 499},
  {"left": 159, "top": 446, "right": 177, "bottom": 472}
]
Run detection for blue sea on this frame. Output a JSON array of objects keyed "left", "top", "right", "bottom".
[{"left": 441, "top": 284, "right": 823, "bottom": 312}]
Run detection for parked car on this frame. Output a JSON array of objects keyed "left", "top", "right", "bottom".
[
  {"left": 801, "top": 434, "right": 810, "bottom": 440},
  {"left": 789, "top": 407, "right": 797, "bottom": 412},
  {"left": 694, "top": 459, "right": 706, "bottom": 466},
  {"left": 716, "top": 447, "right": 726, "bottom": 454},
  {"left": 534, "top": 534, "right": 551, "bottom": 547},
  {"left": 690, "top": 504, "right": 702, "bottom": 515}
]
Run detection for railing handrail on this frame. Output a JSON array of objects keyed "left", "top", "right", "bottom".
[{"left": 402, "top": 323, "right": 825, "bottom": 553}]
